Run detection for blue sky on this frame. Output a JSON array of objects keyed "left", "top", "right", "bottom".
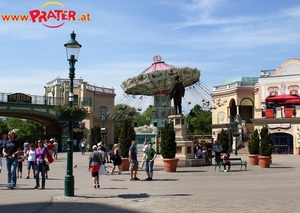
[{"left": 1, "top": 0, "right": 300, "bottom": 111}]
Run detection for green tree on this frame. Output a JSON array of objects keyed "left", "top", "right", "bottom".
[
  {"left": 89, "top": 125, "right": 102, "bottom": 148},
  {"left": 0, "top": 118, "right": 9, "bottom": 136},
  {"left": 138, "top": 106, "right": 153, "bottom": 126},
  {"left": 186, "top": 104, "right": 212, "bottom": 134},
  {"left": 259, "top": 126, "right": 273, "bottom": 156},
  {"left": 248, "top": 129, "right": 260, "bottom": 155},
  {"left": 217, "top": 129, "right": 230, "bottom": 153},
  {"left": 119, "top": 117, "right": 136, "bottom": 158},
  {"left": 113, "top": 104, "right": 137, "bottom": 142},
  {"left": 160, "top": 121, "right": 176, "bottom": 158},
  {"left": 7, "top": 118, "right": 44, "bottom": 142}
]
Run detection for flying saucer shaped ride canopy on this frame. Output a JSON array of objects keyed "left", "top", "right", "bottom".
[{"left": 121, "top": 55, "right": 200, "bottom": 127}]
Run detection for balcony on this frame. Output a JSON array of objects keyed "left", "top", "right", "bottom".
[{"left": 253, "top": 106, "right": 300, "bottom": 125}]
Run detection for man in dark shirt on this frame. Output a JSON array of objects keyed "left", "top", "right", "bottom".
[{"left": 129, "top": 140, "right": 139, "bottom": 181}]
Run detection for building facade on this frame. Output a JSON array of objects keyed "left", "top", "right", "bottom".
[
  {"left": 45, "top": 77, "right": 116, "bottom": 148},
  {"left": 211, "top": 58, "right": 300, "bottom": 155}
]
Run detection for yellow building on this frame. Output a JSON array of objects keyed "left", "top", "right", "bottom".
[
  {"left": 45, "top": 77, "right": 115, "bottom": 148},
  {"left": 211, "top": 58, "right": 300, "bottom": 155}
]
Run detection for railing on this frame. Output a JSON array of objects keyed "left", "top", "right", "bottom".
[
  {"left": 213, "top": 81, "right": 257, "bottom": 91},
  {"left": 0, "top": 92, "right": 92, "bottom": 106}
]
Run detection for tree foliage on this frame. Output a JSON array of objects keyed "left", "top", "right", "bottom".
[
  {"left": 113, "top": 104, "right": 152, "bottom": 141},
  {"left": 160, "top": 121, "right": 176, "bottom": 158},
  {"left": 6, "top": 118, "right": 44, "bottom": 142},
  {"left": 248, "top": 129, "right": 260, "bottom": 154},
  {"left": 0, "top": 118, "right": 9, "bottom": 137},
  {"left": 186, "top": 104, "right": 212, "bottom": 135},
  {"left": 89, "top": 125, "right": 101, "bottom": 148},
  {"left": 119, "top": 117, "right": 136, "bottom": 158},
  {"left": 217, "top": 129, "right": 230, "bottom": 153}
]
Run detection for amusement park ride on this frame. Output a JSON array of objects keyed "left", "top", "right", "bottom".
[{"left": 115, "top": 55, "right": 212, "bottom": 127}]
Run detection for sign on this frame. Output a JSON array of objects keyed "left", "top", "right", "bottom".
[
  {"left": 8, "top": 93, "right": 32, "bottom": 103},
  {"left": 240, "top": 98, "right": 253, "bottom": 106},
  {"left": 1, "top": 1, "right": 91, "bottom": 28},
  {"left": 265, "top": 109, "right": 274, "bottom": 118},
  {"left": 100, "top": 128, "right": 107, "bottom": 135},
  {"left": 268, "top": 123, "right": 290, "bottom": 129}
]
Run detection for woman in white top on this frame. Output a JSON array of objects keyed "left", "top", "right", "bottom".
[{"left": 22, "top": 144, "right": 36, "bottom": 179}]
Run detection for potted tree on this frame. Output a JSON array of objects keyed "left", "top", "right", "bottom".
[
  {"left": 160, "top": 121, "right": 178, "bottom": 172},
  {"left": 119, "top": 117, "right": 136, "bottom": 171},
  {"left": 258, "top": 126, "right": 273, "bottom": 168},
  {"left": 248, "top": 129, "right": 260, "bottom": 165}
]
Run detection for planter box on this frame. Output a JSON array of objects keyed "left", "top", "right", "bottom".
[
  {"left": 56, "top": 110, "right": 87, "bottom": 122},
  {"left": 163, "top": 158, "right": 179, "bottom": 172},
  {"left": 121, "top": 158, "right": 130, "bottom": 171},
  {"left": 248, "top": 155, "right": 259, "bottom": 165},
  {"left": 258, "top": 156, "right": 272, "bottom": 168}
]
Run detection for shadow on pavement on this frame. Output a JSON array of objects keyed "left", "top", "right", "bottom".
[
  {"left": 175, "top": 170, "right": 207, "bottom": 173},
  {"left": 1, "top": 202, "right": 143, "bottom": 213}
]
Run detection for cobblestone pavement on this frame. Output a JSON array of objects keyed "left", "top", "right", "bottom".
[{"left": 1, "top": 153, "right": 300, "bottom": 213}]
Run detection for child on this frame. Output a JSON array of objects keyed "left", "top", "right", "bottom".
[
  {"left": 22, "top": 144, "right": 36, "bottom": 179},
  {"left": 17, "top": 155, "right": 24, "bottom": 178}
]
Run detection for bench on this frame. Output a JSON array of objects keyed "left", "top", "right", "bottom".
[{"left": 214, "top": 157, "right": 247, "bottom": 172}]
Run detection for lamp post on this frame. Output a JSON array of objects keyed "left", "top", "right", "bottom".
[
  {"left": 101, "top": 112, "right": 109, "bottom": 144},
  {"left": 101, "top": 112, "right": 109, "bottom": 127},
  {"left": 61, "top": 82, "right": 64, "bottom": 105},
  {"left": 64, "top": 31, "right": 82, "bottom": 197}
]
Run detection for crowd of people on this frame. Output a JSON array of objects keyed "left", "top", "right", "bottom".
[
  {"left": 88, "top": 140, "right": 157, "bottom": 188},
  {"left": 1, "top": 132, "right": 231, "bottom": 191},
  {"left": 194, "top": 140, "right": 213, "bottom": 165},
  {"left": 1, "top": 130, "right": 57, "bottom": 189}
]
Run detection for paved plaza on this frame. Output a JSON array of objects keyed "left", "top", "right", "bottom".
[{"left": 1, "top": 152, "right": 300, "bottom": 213}]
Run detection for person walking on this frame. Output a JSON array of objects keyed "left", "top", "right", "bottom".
[
  {"left": 80, "top": 139, "right": 86, "bottom": 155},
  {"left": 139, "top": 141, "right": 149, "bottom": 169},
  {"left": 129, "top": 140, "right": 139, "bottom": 181},
  {"left": 22, "top": 144, "right": 36, "bottom": 179},
  {"left": 213, "top": 141, "right": 223, "bottom": 164},
  {"left": 53, "top": 139, "right": 58, "bottom": 160},
  {"left": 2, "top": 130, "right": 21, "bottom": 189},
  {"left": 34, "top": 140, "right": 50, "bottom": 189},
  {"left": 23, "top": 140, "right": 29, "bottom": 157},
  {"left": 145, "top": 143, "right": 157, "bottom": 180},
  {"left": 89, "top": 145, "right": 103, "bottom": 189},
  {"left": 110, "top": 144, "right": 122, "bottom": 175}
]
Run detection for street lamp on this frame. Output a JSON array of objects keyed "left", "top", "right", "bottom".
[
  {"left": 101, "top": 112, "right": 109, "bottom": 127},
  {"left": 64, "top": 31, "right": 82, "bottom": 197},
  {"left": 60, "top": 82, "right": 64, "bottom": 105}
]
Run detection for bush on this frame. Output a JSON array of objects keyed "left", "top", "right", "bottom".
[
  {"left": 119, "top": 117, "right": 136, "bottom": 158},
  {"left": 248, "top": 129, "right": 260, "bottom": 155},
  {"left": 259, "top": 126, "right": 273, "bottom": 156},
  {"left": 217, "top": 129, "right": 230, "bottom": 153},
  {"left": 160, "top": 121, "right": 176, "bottom": 158}
]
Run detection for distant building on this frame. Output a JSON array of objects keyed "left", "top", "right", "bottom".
[
  {"left": 211, "top": 58, "right": 300, "bottom": 155},
  {"left": 45, "top": 77, "right": 115, "bottom": 148}
]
